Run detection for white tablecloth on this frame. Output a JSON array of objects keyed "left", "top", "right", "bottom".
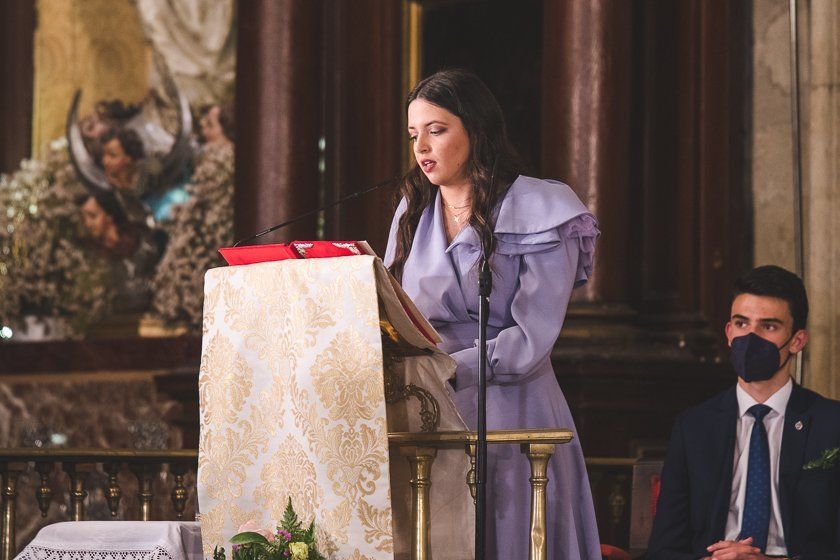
[{"left": 15, "top": 522, "right": 203, "bottom": 560}]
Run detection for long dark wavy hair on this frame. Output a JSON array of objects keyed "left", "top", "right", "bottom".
[{"left": 389, "top": 69, "right": 523, "bottom": 282}]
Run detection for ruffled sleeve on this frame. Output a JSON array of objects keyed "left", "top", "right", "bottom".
[
  {"left": 492, "top": 176, "right": 599, "bottom": 287},
  {"left": 446, "top": 177, "right": 600, "bottom": 391}
]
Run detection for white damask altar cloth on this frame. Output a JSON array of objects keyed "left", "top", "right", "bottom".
[{"left": 198, "top": 256, "right": 475, "bottom": 559}]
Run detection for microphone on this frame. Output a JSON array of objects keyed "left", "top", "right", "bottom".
[{"left": 233, "top": 176, "right": 400, "bottom": 247}]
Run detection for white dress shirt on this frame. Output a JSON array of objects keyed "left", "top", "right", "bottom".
[{"left": 724, "top": 378, "right": 792, "bottom": 554}]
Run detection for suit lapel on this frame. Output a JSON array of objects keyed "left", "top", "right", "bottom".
[
  {"left": 709, "top": 387, "right": 739, "bottom": 538},
  {"left": 779, "top": 383, "right": 814, "bottom": 545}
]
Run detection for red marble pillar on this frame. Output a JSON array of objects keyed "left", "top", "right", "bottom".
[
  {"left": 321, "top": 1, "right": 404, "bottom": 254},
  {"left": 0, "top": 0, "right": 35, "bottom": 174},
  {"left": 233, "top": 0, "right": 323, "bottom": 243},
  {"left": 541, "top": 0, "right": 635, "bottom": 304}
]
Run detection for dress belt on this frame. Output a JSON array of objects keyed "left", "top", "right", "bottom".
[{"left": 432, "top": 321, "right": 503, "bottom": 354}]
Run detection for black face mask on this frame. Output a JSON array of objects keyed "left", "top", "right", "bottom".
[{"left": 730, "top": 332, "right": 795, "bottom": 383}]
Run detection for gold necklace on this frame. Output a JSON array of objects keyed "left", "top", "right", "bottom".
[
  {"left": 442, "top": 197, "right": 471, "bottom": 225},
  {"left": 445, "top": 205, "right": 470, "bottom": 225},
  {"left": 442, "top": 196, "right": 471, "bottom": 211},
  {"left": 444, "top": 201, "right": 471, "bottom": 211}
]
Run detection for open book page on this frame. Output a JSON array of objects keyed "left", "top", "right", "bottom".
[
  {"left": 357, "top": 241, "right": 441, "bottom": 347},
  {"left": 370, "top": 254, "right": 441, "bottom": 348}
]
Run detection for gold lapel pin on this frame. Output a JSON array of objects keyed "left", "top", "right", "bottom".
[{"left": 795, "top": 420, "right": 804, "bottom": 431}]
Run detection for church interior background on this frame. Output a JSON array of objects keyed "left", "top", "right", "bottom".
[{"left": 0, "top": 0, "right": 838, "bottom": 554}]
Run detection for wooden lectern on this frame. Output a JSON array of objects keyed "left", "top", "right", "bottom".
[{"left": 197, "top": 255, "right": 474, "bottom": 559}]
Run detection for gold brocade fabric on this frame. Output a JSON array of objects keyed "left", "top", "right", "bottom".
[{"left": 198, "top": 257, "right": 394, "bottom": 559}]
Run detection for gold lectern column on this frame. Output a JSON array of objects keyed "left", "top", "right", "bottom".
[
  {"left": 403, "top": 446, "right": 437, "bottom": 560},
  {"left": 521, "top": 443, "right": 555, "bottom": 560}
]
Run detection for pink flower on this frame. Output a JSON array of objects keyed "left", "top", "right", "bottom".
[
  {"left": 276, "top": 529, "right": 292, "bottom": 542},
  {"left": 236, "top": 519, "right": 277, "bottom": 542}
]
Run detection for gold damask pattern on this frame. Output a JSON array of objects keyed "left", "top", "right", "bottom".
[
  {"left": 358, "top": 500, "right": 395, "bottom": 552},
  {"left": 199, "top": 333, "right": 253, "bottom": 426},
  {"left": 254, "top": 434, "right": 322, "bottom": 523},
  {"left": 198, "top": 422, "right": 268, "bottom": 501},
  {"left": 312, "top": 329, "right": 384, "bottom": 424},
  {"left": 197, "top": 258, "right": 394, "bottom": 559},
  {"left": 199, "top": 502, "right": 256, "bottom": 555}
]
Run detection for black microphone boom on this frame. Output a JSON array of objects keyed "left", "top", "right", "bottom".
[{"left": 233, "top": 176, "right": 400, "bottom": 247}]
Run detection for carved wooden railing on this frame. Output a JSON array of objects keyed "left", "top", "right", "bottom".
[
  {"left": 0, "top": 449, "right": 198, "bottom": 560},
  {"left": 0, "top": 430, "right": 573, "bottom": 560}
]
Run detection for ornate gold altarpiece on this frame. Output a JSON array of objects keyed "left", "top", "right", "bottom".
[{"left": 197, "top": 256, "right": 473, "bottom": 559}]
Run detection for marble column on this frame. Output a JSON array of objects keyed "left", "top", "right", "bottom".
[
  {"left": 321, "top": 0, "right": 403, "bottom": 254},
  {"left": 0, "top": 0, "right": 35, "bottom": 174},
  {"left": 541, "top": 0, "right": 634, "bottom": 304},
  {"left": 233, "top": 0, "right": 322, "bottom": 242},
  {"left": 751, "top": 0, "right": 797, "bottom": 270},
  {"left": 802, "top": 0, "right": 840, "bottom": 399},
  {"left": 752, "top": 1, "right": 840, "bottom": 399}
]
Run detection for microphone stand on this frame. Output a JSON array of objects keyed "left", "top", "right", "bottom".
[
  {"left": 475, "top": 252, "right": 491, "bottom": 559},
  {"left": 475, "top": 160, "right": 496, "bottom": 559},
  {"left": 233, "top": 176, "right": 399, "bottom": 247}
]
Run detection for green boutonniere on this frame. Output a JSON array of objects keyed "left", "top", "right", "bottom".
[{"left": 803, "top": 447, "right": 840, "bottom": 470}]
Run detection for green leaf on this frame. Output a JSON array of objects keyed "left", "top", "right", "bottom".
[
  {"left": 304, "top": 521, "right": 316, "bottom": 541},
  {"left": 281, "top": 497, "right": 303, "bottom": 533},
  {"left": 803, "top": 446, "right": 840, "bottom": 470},
  {"left": 230, "top": 531, "right": 270, "bottom": 545}
]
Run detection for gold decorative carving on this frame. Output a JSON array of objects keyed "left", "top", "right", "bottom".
[
  {"left": 104, "top": 462, "right": 122, "bottom": 517},
  {"left": 170, "top": 463, "right": 189, "bottom": 520},
  {"left": 34, "top": 462, "right": 53, "bottom": 517},
  {"left": 380, "top": 324, "right": 441, "bottom": 433},
  {"left": 465, "top": 444, "right": 477, "bottom": 504}
]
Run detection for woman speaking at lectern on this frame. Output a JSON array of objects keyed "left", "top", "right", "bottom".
[{"left": 383, "top": 69, "right": 602, "bottom": 559}]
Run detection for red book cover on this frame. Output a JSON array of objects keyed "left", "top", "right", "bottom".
[
  {"left": 218, "top": 243, "right": 300, "bottom": 266},
  {"left": 290, "top": 241, "right": 373, "bottom": 259}
]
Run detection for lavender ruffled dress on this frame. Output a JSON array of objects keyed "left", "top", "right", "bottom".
[{"left": 384, "top": 175, "right": 602, "bottom": 559}]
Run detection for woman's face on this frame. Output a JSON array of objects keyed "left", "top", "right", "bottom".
[
  {"left": 407, "top": 99, "right": 471, "bottom": 190},
  {"left": 80, "top": 197, "right": 118, "bottom": 248},
  {"left": 200, "top": 106, "right": 226, "bottom": 145},
  {"left": 101, "top": 138, "right": 135, "bottom": 188}
]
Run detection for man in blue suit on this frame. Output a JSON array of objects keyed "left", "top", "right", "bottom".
[{"left": 648, "top": 265, "right": 840, "bottom": 560}]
